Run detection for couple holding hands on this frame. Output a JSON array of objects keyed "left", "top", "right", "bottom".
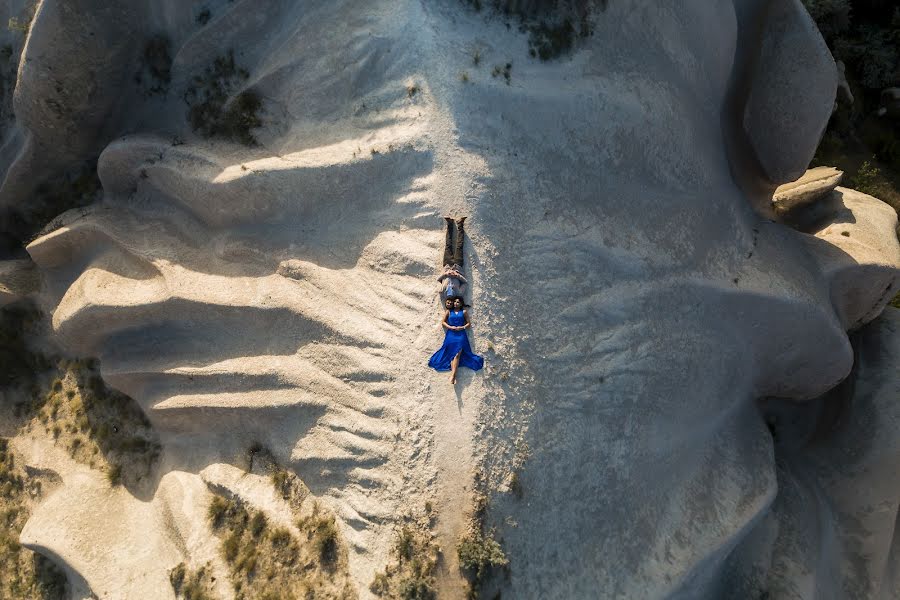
[{"left": 427, "top": 217, "right": 484, "bottom": 384}]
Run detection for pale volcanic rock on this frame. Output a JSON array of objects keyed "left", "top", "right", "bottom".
[
  {"left": 772, "top": 166, "right": 843, "bottom": 215},
  {"left": 741, "top": 0, "right": 838, "bottom": 185},
  {"left": 0, "top": 259, "right": 37, "bottom": 306},
  {"left": 0, "top": 1, "right": 898, "bottom": 599}
]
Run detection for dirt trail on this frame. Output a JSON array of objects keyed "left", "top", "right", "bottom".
[{"left": 431, "top": 374, "right": 480, "bottom": 599}]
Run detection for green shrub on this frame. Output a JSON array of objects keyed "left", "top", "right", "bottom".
[
  {"left": 7, "top": 3, "right": 35, "bottom": 35},
  {"left": 370, "top": 525, "right": 438, "bottom": 599},
  {"left": 271, "top": 468, "right": 291, "bottom": 499},
  {"left": 801, "top": 0, "right": 852, "bottom": 42},
  {"left": 850, "top": 159, "right": 884, "bottom": 196},
  {"left": 170, "top": 562, "right": 214, "bottom": 600},
  {"left": 32, "top": 553, "right": 68, "bottom": 599},
  {"left": 250, "top": 511, "right": 267, "bottom": 538},
  {"left": 170, "top": 563, "right": 186, "bottom": 592},
  {"left": 223, "top": 532, "right": 241, "bottom": 563},
  {"left": 457, "top": 528, "right": 507, "bottom": 582},
  {"left": 397, "top": 527, "right": 414, "bottom": 562},
  {"left": 313, "top": 517, "right": 339, "bottom": 564},
  {"left": 889, "top": 291, "right": 900, "bottom": 308},
  {"left": 0, "top": 303, "right": 51, "bottom": 391},
  {"left": 184, "top": 51, "right": 263, "bottom": 146},
  {"left": 269, "top": 527, "right": 292, "bottom": 548},
  {"left": 528, "top": 18, "right": 577, "bottom": 60},
  {"left": 833, "top": 23, "right": 899, "bottom": 90},
  {"left": 107, "top": 463, "right": 122, "bottom": 486},
  {"left": 491, "top": 63, "right": 512, "bottom": 84},
  {"left": 134, "top": 35, "right": 172, "bottom": 96},
  {"left": 208, "top": 496, "right": 229, "bottom": 528},
  {"left": 196, "top": 7, "right": 212, "bottom": 26},
  {"left": 398, "top": 577, "right": 436, "bottom": 600}
]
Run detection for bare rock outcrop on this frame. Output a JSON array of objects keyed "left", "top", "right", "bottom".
[{"left": 0, "top": 1, "right": 897, "bottom": 599}]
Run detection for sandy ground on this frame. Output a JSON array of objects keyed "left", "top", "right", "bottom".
[{"left": 0, "top": 0, "right": 898, "bottom": 598}]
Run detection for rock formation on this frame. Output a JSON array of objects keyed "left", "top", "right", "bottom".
[{"left": 0, "top": 0, "right": 898, "bottom": 598}]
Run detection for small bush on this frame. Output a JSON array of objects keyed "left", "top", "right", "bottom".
[
  {"left": 250, "top": 511, "right": 267, "bottom": 538},
  {"left": 32, "top": 553, "right": 68, "bottom": 599},
  {"left": 15, "top": 162, "right": 102, "bottom": 245},
  {"left": 208, "top": 496, "right": 229, "bottom": 528},
  {"left": 169, "top": 563, "right": 186, "bottom": 593},
  {"left": 398, "top": 578, "right": 435, "bottom": 600},
  {"left": 851, "top": 159, "right": 884, "bottom": 197},
  {"left": 107, "top": 463, "right": 122, "bottom": 486},
  {"left": 269, "top": 527, "right": 292, "bottom": 548},
  {"left": 134, "top": 35, "right": 172, "bottom": 96},
  {"left": 184, "top": 51, "right": 263, "bottom": 146},
  {"left": 890, "top": 291, "right": 900, "bottom": 309},
  {"left": 370, "top": 525, "right": 438, "bottom": 599},
  {"left": 313, "top": 517, "right": 339, "bottom": 564},
  {"left": 196, "top": 7, "right": 212, "bottom": 26},
  {"left": 528, "top": 19, "right": 577, "bottom": 61},
  {"left": 491, "top": 63, "right": 512, "bottom": 85},
  {"left": 508, "top": 471, "right": 523, "bottom": 499},
  {"left": 223, "top": 532, "right": 241, "bottom": 563},
  {"left": 170, "top": 562, "right": 214, "bottom": 600},
  {"left": 457, "top": 528, "right": 507, "bottom": 582},
  {"left": 271, "top": 468, "right": 291, "bottom": 499},
  {"left": 235, "top": 546, "right": 258, "bottom": 575},
  {"left": 7, "top": 3, "right": 35, "bottom": 35},
  {"left": 397, "top": 527, "right": 415, "bottom": 562},
  {"left": 0, "top": 303, "right": 51, "bottom": 391}
]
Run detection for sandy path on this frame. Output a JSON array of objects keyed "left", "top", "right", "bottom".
[{"left": 431, "top": 375, "right": 480, "bottom": 599}]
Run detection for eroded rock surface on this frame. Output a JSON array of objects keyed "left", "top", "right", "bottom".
[{"left": 0, "top": 1, "right": 897, "bottom": 599}]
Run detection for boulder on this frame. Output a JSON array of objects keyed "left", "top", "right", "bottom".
[{"left": 772, "top": 165, "right": 843, "bottom": 215}]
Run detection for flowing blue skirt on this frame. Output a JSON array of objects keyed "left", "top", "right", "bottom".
[{"left": 428, "top": 329, "right": 484, "bottom": 372}]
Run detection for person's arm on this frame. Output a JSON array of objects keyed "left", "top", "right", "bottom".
[
  {"left": 463, "top": 309, "right": 471, "bottom": 330},
  {"left": 456, "top": 273, "right": 468, "bottom": 284},
  {"left": 441, "top": 310, "right": 451, "bottom": 330}
]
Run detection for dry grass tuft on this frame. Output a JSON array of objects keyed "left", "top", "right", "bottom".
[
  {"left": 0, "top": 439, "right": 69, "bottom": 599},
  {"left": 204, "top": 448, "right": 356, "bottom": 599},
  {"left": 370, "top": 524, "right": 438, "bottom": 600}
]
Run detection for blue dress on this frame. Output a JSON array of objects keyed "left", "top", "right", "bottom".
[{"left": 428, "top": 310, "right": 484, "bottom": 372}]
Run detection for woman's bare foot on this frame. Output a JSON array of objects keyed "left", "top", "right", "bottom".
[{"left": 450, "top": 376, "right": 457, "bottom": 385}]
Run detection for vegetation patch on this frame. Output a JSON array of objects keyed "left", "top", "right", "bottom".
[
  {"left": 491, "top": 62, "right": 512, "bottom": 85},
  {"left": 183, "top": 51, "right": 263, "bottom": 146},
  {"left": 528, "top": 18, "right": 578, "bottom": 61},
  {"left": 849, "top": 158, "right": 887, "bottom": 197},
  {"left": 369, "top": 525, "right": 438, "bottom": 600},
  {"left": 890, "top": 291, "right": 900, "bottom": 309},
  {"left": 805, "top": 1, "right": 900, "bottom": 212},
  {"left": 461, "top": 0, "right": 596, "bottom": 61},
  {"left": 1, "top": 303, "right": 161, "bottom": 492},
  {"left": 7, "top": 1, "right": 37, "bottom": 35},
  {"left": 0, "top": 302, "right": 51, "bottom": 391},
  {"left": 207, "top": 445, "right": 354, "bottom": 598},
  {"left": 0, "top": 160, "right": 102, "bottom": 250},
  {"left": 134, "top": 35, "right": 173, "bottom": 97},
  {"left": 169, "top": 561, "right": 216, "bottom": 600},
  {"left": 207, "top": 492, "right": 355, "bottom": 600},
  {"left": 19, "top": 357, "right": 161, "bottom": 490},
  {"left": 0, "top": 439, "right": 69, "bottom": 599},
  {"left": 0, "top": 39, "right": 19, "bottom": 127},
  {"left": 195, "top": 7, "right": 212, "bottom": 26},
  {"left": 456, "top": 484, "right": 508, "bottom": 598}
]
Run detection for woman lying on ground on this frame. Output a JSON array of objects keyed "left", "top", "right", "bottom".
[{"left": 428, "top": 297, "right": 484, "bottom": 384}]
